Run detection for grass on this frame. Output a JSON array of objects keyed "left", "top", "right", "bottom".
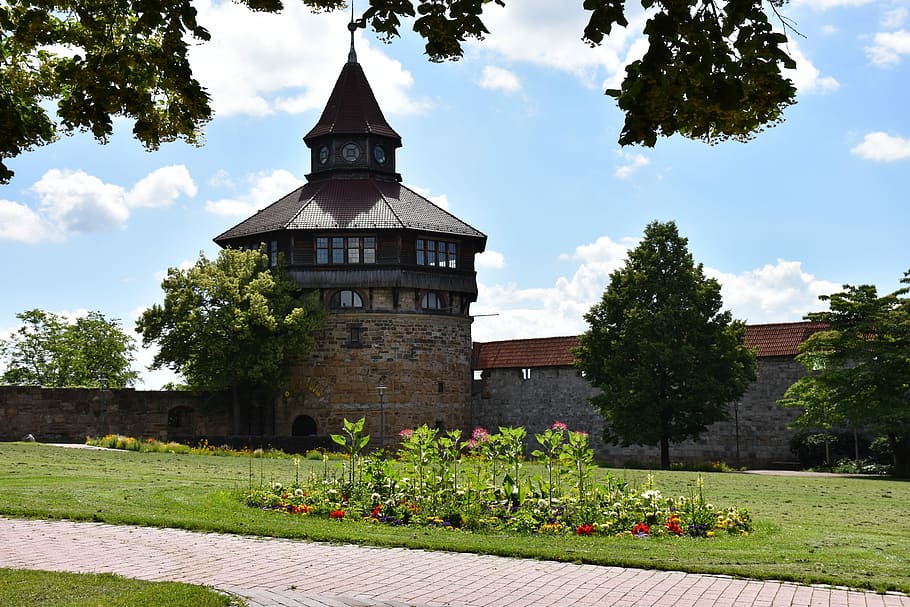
[
  {"left": 1, "top": 442, "right": 909, "bottom": 595},
  {"left": 0, "top": 568, "right": 240, "bottom": 606}
]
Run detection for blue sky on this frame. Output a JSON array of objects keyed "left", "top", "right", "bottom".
[{"left": 1, "top": 0, "right": 908, "bottom": 388}]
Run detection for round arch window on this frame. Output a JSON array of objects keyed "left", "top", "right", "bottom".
[{"left": 330, "top": 290, "right": 363, "bottom": 309}]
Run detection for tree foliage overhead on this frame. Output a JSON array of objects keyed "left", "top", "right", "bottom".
[
  {"left": 574, "top": 220, "right": 757, "bottom": 469},
  {"left": 135, "top": 247, "right": 325, "bottom": 396},
  {"left": 0, "top": 308, "right": 138, "bottom": 387},
  {"left": 1, "top": 0, "right": 796, "bottom": 183},
  {"left": 779, "top": 272, "right": 910, "bottom": 477}
]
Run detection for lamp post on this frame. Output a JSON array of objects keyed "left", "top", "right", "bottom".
[{"left": 377, "top": 381, "right": 386, "bottom": 454}]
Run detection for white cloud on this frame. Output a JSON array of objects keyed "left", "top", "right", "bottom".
[
  {"left": 882, "top": 7, "right": 908, "bottom": 29},
  {"left": 850, "top": 131, "right": 910, "bottom": 161},
  {"left": 478, "top": 66, "right": 522, "bottom": 93},
  {"left": 784, "top": 42, "right": 840, "bottom": 94},
  {"left": 205, "top": 169, "right": 304, "bottom": 216},
  {"left": 792, "top": 0, "right": 873, "bottom": 9},
  {"left": 706, "top": 261, "right": 838, "bottom": 324},
  {"left": 0, "top": 199, "right": 55, "bottom": 243},
  {"left": 475, "top": 0, "right": 650, "bottom": 88},
  {"left": 476, "top": 250, "right": 506, "bottom": 269},
  {"left": 614, "top": 151, "right": 650, "bottom": 179},
  {"left": 32, "top": 169, "right": 130, "bottom": 234},
  {"left": 406, "top": 184, "right": 449, "bottom": 211},
  {"left": 474, "top": 235, "right": 838, "bottom": 343},
  {"left": 189, "top": 1, "right": 429, "bottom": 117},
  {"left": 128, "top": 165, "right": 197, "bottom": 209},
  {"left": 821, "top": 24, "right": 839, "bottom": 35},
  {"left": 866, "top": 30, "right": 910, "bottom": 67},
  {"left": 0, "top": 166, "right": 197, "bottom": 243}
]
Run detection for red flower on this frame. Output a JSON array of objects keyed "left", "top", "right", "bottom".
[
  {"left": 632, "top": 522, "right": 650, "bottom": 536},
  {"left": 576, "top": 523, "right": 595, "bottom": 536},
  {"left": 665, "top": 516, "right": 683, "bottom": 536},
  {"left": 330, "top": 509, "right": 345, "bottom": 520},
  {"left": 371, "top": 504, "right": 382, "bottom": 518}
]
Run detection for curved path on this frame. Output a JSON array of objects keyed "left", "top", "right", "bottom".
[{"left": 1, "top": 517, "right": 907, "bottom": 607}]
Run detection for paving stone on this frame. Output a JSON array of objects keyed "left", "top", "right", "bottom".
[{"left": 0, "top": 517, "right": 908, "bottom": 607}]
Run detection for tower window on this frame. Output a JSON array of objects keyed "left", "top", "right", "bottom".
[
  {"left": 349, "top": 325, "right": 363, "bottom": 346},
  {"left": 421, "top": 292, "right": 444, "bottom": 310},
  {"left": 269, "top": 240, "right": 278, "bottom": 267},
  {"left": 330, "top": 290, "right": 363, "bottom": 309},
  {"left": 316, "top": 236, "right": 377, "bottom": 265},
  {"left": 416, "top": 239, "right": 457, "bottom": 269}
]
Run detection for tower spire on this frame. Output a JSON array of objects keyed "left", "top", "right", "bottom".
[{"left": 347, "top": 3, "right": 359, "bottom": 64}]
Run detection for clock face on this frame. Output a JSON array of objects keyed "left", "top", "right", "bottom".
[
  {"left": 373, "top": 145, "right": 386, "bottom": 165},
  {"left": 341, "top": 142, "right": 360, "bottom": 162},
  {"left": 318, "top": 146, "right": 329, "bottom": 164}
]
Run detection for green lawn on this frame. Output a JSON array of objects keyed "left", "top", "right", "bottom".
[
  {"left": 0, "top": 568, "right": 240, "bottom": 606},
  {"left": 1, "top": 442, "right": 908, "bottom": 595}
]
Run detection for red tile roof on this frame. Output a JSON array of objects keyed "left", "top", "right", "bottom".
[
  {"left": 743, "top": 321, "right": 828, "bottom": 357},
  {"left": 473, "top": 336, "right": 579, "bottom": 370},
  {"left": 472, "top": 322, "right": 827, "bottom": 369}
]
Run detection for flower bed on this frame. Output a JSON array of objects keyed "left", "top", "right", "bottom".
[{"left": 243, "top": 420, "right": 752, "bottom": 538}]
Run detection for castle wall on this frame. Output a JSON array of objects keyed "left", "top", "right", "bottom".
[
  {"left": 471, "top": 357, "right": 804, "bottom": 468},
  {"left": 0, "top": 386, "right": 231, "bottom": 443},
  {"left": 281, "top": 310, "right": 473, "bottom": 448}
]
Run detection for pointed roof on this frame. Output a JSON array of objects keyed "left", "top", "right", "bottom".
[
  {"left": 304, "top": 61, "right": 401, "bottom": 143},
  {"left": 214, "top": 178, "right": 485, "bottom": 243}
]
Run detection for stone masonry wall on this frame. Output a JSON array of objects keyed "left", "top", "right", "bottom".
[
  {"left": 0, "top": 386, "right": 231, "bottom": 443},
  {"left": 472, "top": 357, "right": 804, "bottom": 468},
  {"left": 281, "top": 311, "right": 473, "bottom": 447}
]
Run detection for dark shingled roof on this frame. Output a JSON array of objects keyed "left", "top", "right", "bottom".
[
  {"left": 214, "top": 177, "right": 485, "bottom": 242},
  {"left": 471, "top": 322, "right": 827, "bottom": 370},
  {"left": 304, "top": 61, "right": 401, "bottom": 143}
]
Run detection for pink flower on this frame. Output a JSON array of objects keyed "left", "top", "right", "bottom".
[
  {"left": 471, "top": 427, "right": 490, "bottom": 442},
  {"left": 398, "top": 428, "right": 413, "bottom": 439},
  {"left": 551, "top": 421, "right": 568, "bottom": 431}
]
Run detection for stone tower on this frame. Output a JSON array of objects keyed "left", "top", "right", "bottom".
[{"left": 213, "top": 32, "right": 486, "bottom": 447}]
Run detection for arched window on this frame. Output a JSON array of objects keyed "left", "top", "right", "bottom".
[
  {"left": 421, "top": 292, "right": 444, "bottom": 310},
  {"left": 292, "top": 415, "right": 318, "bottom": 436},
  {"left": 330, "top": 290, "right": 363, "bottom": 309}
]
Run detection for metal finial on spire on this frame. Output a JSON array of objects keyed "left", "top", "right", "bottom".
[
  {"left": 347, "top": 2, "right": 363, "bottom": 64},
  {"left": 347, "top": 18, "right": 358, "bottom": 63}
]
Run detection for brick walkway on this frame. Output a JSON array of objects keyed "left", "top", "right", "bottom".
[{"left": 1, "top": 518, "right": 907, "bottom": 607}]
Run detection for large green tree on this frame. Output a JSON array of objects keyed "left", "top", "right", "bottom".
[
  {"left": 1, "top": 0, "right": 796, "bottom": 183},
  {"left": 0, "top": 309, "right": 138, "bottom": 387},
  {"left": 778, "top": 272, "right": 910, "bottom": 477},
  {"left": 135, "top": 247, "right": 325, "bottom": 434},
  {"left": 575, "top": 221, "right": 757, "bottom": 469}
]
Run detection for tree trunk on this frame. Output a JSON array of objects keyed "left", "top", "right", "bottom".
[
  {"left": 660, "top": 436, "right": 670, "bottom": 470},
  {"left": 232, "top": 385, "right": 242, "bottom": 436},
  {"left": 890, "top": 433, "right": 910, "bottom": 479}
]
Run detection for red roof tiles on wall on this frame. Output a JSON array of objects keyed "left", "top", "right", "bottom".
[{"left": 472, "top": 322, "right": 827, "bottom": 370}]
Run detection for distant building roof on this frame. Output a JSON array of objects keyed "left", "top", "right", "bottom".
[
  {"left": 214, "top": 178, "right": 486, "bottom": 243},
  {"left": 471, "top": 322, "right": 826, "bottom": 370},
  {"left": 742, "top": 321, "right": 828, "bottom": 358}
]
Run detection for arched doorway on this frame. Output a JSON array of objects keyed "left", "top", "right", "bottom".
[
  {"left": 291, "top": 415, "right": 318, "bottom": 436},
  {"left": 167, "top": 406, "right": 195, "bottom": 436}
]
